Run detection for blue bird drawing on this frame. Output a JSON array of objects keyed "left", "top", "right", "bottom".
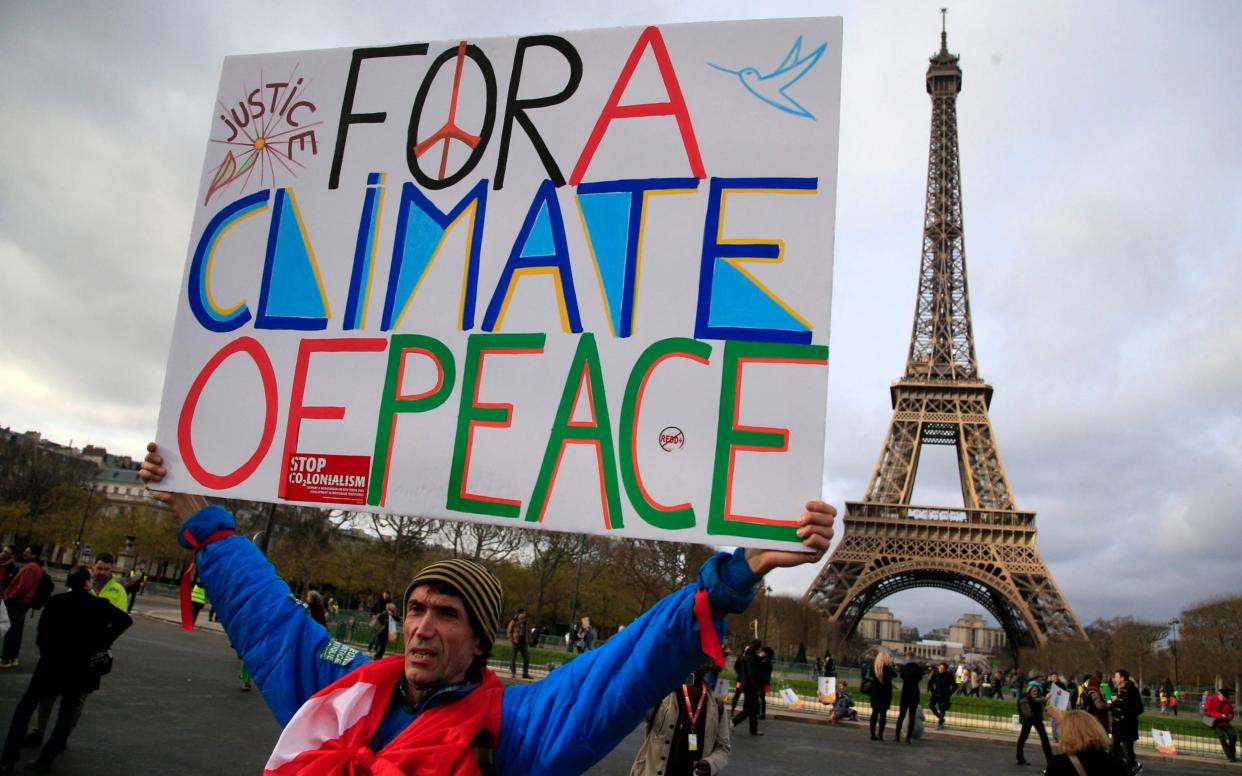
[{"left": 708, "top": 36, "right": 827, "bottom": 119}]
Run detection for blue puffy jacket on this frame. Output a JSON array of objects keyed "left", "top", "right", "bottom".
[{"left": 182, "top": 505, "right": 761, "bottom": 775}]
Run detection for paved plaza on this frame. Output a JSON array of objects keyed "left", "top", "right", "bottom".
[{"left": 0, "top": 597, "right": 1233, "bottom": 775}]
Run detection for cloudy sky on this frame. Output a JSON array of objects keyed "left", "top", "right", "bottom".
[{"left": 2, "top": 1, "right": 1239, "bottom": 632}]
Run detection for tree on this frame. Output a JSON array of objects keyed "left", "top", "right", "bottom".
[
  {"left": 1179, "top": 595, "right": 1242, "bottom": 692},
  {"left": 0, "top": 434, "right": 96, "bottom": 544},
  {"left": 526, "top": 531, "right": 579, "bottom": 622},
  {"left": 339, "top": 511, "right": 437, "bottom": 596},
  {"left": 436, "top": 520, "right": 523, "bottom": 564}
]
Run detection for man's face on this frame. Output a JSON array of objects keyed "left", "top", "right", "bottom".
[
  {"left": 21, "top": 547, "right": 34, "bottom": 562},
  {"left": 92, "top": 560, "right": 113, "bottom": 583},
  {"left": 0, "top": 547, "right": 11, "bottom": 564},
  {"left": 1113, "top": 672, "right": 1124, "bottom": 687},
  {"left": 403, "top": 585, "right": 482, "bottom": 691},
  {"left": 1050, "top": 673, "right": 1059, "bottom": 683},
  {"left": 937, "top": 664, "right": 947, "bottom": 673}
]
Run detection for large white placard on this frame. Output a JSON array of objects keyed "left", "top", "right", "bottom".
[{"left": 155, "top": 18, "right": 842, "bottom": 549}]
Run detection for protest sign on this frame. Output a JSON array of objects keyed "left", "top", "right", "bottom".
[
  {"left": 1151, "top": 728, "right": 1177, "bottom": 755},
  {"left": 817, "top": 675, "right": 836, "bottom": 704},
  {"left": 1048, "top": 682, "right": 1070, "bottom": 712},
  {"left": 155, "top": 18, "right": 842, "bottom": 549},
  {"left": 779, "top": 687, "right": 805, "bottom": 711}
]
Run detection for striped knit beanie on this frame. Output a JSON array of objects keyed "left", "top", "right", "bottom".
[{"left": 403, "top": 558, "right": 502, "bottom": 649}]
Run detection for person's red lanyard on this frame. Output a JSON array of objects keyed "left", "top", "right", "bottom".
[{"left": 682, "top": 682, "right": 707, "bottom": 731}]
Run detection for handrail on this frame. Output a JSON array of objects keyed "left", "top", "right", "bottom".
[{"left": 845, "top": 501, "right": 1035, "bottom": 528}]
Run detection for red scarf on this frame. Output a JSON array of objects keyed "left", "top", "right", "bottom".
[{"left": 264, "top": 658, "right": 502, "bottom": 775}]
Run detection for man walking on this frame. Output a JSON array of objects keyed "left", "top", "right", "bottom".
[
  {"left": 507, "top": 608, "right": 531, "bottom": 678},
  {"left": 1016, "top": 668, "right": 1054, "bottom": 766},
  {"left": 124, "top": 563, "right": 147, "bottom": 613},
  {"left": 731, "top": 639, "right": 765, "bottom": 736},
  {"left": 927, "top": 662, "right": 956, "bottom": 730},
  {"left": 1109, "top": 669, "right": 1144, "bottom": 774},
  {"left": 0, "top": 547, "right": 46, "bottom": 669},
  {"left": 1204, "top": 687, "right": 1237, "bottom": 763},
  {"left": 0, "top": 566, "right": 132, "bottom": 774}
]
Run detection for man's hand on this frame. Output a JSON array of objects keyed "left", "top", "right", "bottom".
[
  {"left": 692, "top": 760, "right": 712, "bottom": 776},
  {"left": 744, "top": 500, "right": 836, "bottom": 576},
  {"left": 139, "top": 442, "right": 208, "bottom": 522}
]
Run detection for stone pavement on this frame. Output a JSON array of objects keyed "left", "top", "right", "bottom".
[{"left": 0, "top": 596, "right": 1234, "bottom": 774}]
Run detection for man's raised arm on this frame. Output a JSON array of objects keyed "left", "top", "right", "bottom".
[
  {"left": 496, "top": 501, "right": 834, "bottom": 775},
  {"left": 140, "top": 444, "right": 368, "bottom": 725}
]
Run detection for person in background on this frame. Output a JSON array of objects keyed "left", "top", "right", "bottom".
[
  {"left": 927, "top": 661, "right": 957, "bottom": 730},
  {"left": 507, "top": 609, "right": 531, "bottom": 679},
  {"left": 894, "top": 654, "right": 923, "bottom": 743},
  {"left": 868, "top": 651, "right": 896, "bottom": 741},
  {"left": 730, "top": 644, "right": 750, "bottom": 717},
  {"left": 190, "top": 580, "right": 207, "bottom": 624},
  {"left": 756, "top": 646, "right": 773, "bottom": 720},
  {"left": 372, "top": 602, "right": 397, "bottom": 660},
  {"left": 821, "top": 650, "right": 835, "bottom": 677},
  {"left": 1108, "top": 668, "right": 1143, "bottom": 774},
  {"left": 731, "top": 639, "right": 765, "bottom": 737},
  {"left": 0, "top": 547, "right": 46, "bottom": 669},
  {"left": 1079, "top": 674, "right": 1111, "bottom": 735},
  {"left": 631, "top": 661, "right": 730, "bottom": 776},
  {"left": 90, "top": 553, "right": 128, "bottom": 613},
  {"left": 0, "top": 547, "right": 18, "bottom": 595},
  {"left": 827, "top": 681, "right": 857, "bottom": 724},
  {"left": 0, "top": 566, "right": 132, "bottom": 774},
  {"left": 1204, "top": 687, "right": 1236, "bottom": 763},
  {"left": 1045, "top": 670, "right": 1068, "bottom": 742},
  {"left": 124, "top": 563, "right": 147, "bottom": 613},
  {"left": 1016, "top": 668, "right": 1053, "bottom": 767},
  {"left": 303, "top": 590, "right": 328, "bottom": 627},
  {"left": 1042, "top": 710, "right": 1129, "bottom": 775}
]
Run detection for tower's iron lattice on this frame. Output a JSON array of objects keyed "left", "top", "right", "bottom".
[{"left": 805, "top": 22, "right": 1084, "bottom": 649}]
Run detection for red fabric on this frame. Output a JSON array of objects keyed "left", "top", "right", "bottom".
[
  {"left": 693, "top": 588, "right": 725, "bottom": 669},
  {"left": 2, "top": 562, "right": 44, "bottom": 605},
  {"left": 179, "top": 529, "right": 234, "bottom": 631},
  {"left": 1205, "top": 694, "right": 1235, "bottom": 725},
  {"left": 265, "top": 659, "right": 503, "bottom": 776}
]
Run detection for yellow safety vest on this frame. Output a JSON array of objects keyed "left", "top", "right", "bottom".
[
  {"left": 93, "top": 577, "right": 129, "bottom": 612},
  {"left": 191, "top": 584, "right": 207, "bottom": 604}
]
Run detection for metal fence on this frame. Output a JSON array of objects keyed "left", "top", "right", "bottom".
[{"left": 761, "top": 681, "right": 1233, "bottom": 761}]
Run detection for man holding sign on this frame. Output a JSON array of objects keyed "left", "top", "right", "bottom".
[
  {"left": 142, "top": 14, "right": 843, "bottom": 776},
  {"left": 141, "top": 445, "right": 831, "bottom": 775}
]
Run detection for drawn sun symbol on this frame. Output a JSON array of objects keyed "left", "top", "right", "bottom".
[{"left": 204, "top": 66, "right": 322, "bottom": 206}]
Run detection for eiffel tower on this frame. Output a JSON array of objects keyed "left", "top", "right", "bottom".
[{"left": 806, "top": 18, "right": 1083, "bottom": 649}]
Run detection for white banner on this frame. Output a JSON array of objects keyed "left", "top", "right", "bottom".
[{"left": 155, "top": 18, "right": 842, "bottom": 549}]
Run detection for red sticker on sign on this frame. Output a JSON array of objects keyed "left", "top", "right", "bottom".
[{"left": 285, "top": 454, "right": 370, "bottom": 505}]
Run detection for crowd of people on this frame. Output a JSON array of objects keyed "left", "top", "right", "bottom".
[{"left": 0, "top": 549, "right": 133, "bottom": 773}]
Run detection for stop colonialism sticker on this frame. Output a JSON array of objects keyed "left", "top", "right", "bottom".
[{"left": 285, "top": 454, "right": 370, "bottom": 505}]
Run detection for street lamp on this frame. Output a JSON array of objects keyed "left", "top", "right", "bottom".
[
  {"left": 1168, "top": 618, "right": 1181, "bottom": 688},
  {"left": 567, "top": 534, "right": 586, "bottom": 638},
  {"left": 761, "top": 585, "right": 773, "bottom": 644},
  {"left": 71, "top": 482, "right": 97, "bottom": 566}
]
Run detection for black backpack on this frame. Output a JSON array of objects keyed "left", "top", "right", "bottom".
[
  {"left": 859, "top": 664, "right": 876, "bottom": 695},
  {"left": 31, "top": 568, "right": 54, "bottom": 610}
]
